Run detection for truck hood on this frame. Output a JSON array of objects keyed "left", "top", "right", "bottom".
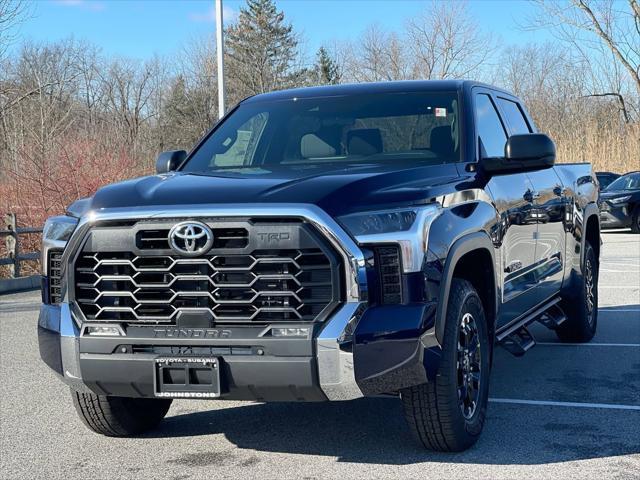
[{"left": 89, "top": 162, "right": 465, "bottom": 217}]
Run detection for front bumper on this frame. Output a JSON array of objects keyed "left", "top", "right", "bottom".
[
  {"left": 38, "top": 299, "right": 438, "bottom": 401},
  {"left": 39, "top": 203, "right": 440, "bottom": 401},
  {"left": 599, "top": 204, "right": 631, "bottom": 229}
]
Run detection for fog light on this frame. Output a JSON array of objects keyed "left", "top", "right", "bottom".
[
  {"left": 85, "top": 325, "right": 123, "bottom": 336},
  {"left": 271, "top": 327, "right": 309, "bottom": 337}
]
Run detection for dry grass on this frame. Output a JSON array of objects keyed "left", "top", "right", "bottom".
[{"left": 552, "top": 122, "right": 640, "bottom": 173}]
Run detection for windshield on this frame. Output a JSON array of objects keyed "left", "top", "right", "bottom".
[
  {"left": 606, "top": 173, "right": 640, "bottom": 191},
  {"left": 182, "top": 91, "right": 461, "bottom": 173}
]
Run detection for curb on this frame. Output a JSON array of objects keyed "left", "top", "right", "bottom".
[{"left": 0, "top": 275, "right": 41, "bottom": 295}]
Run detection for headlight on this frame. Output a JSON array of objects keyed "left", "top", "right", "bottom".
[
  {"left": 609, "top": 195, "right": 631, "bottom": 204},
  {"left": 338, "top": 205, "right": 440, "bottom": 272},
  {"left": 338, "top": 208, "right": 418, "bottom": 236},
  {"left": 43, "top": 215, "right": 78, "bottom": 243}
]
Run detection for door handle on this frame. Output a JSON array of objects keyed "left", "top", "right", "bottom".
[{"left": 524, "top": 190, "right": 541, "bottom": 203}]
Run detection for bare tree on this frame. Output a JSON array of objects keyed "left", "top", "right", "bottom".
[
  {"left": 1, "top": 40, "right": 82, "bottom": 167},
  {"left": 0, "top": 0, "right": 29, "bottom": 62},
  {"left": 406, "top": 0, "right": 495, "bottom": 79},
  {"left": 497, "top": 42, "right": 638, "bottom": 171},
  {"left": 99, "top": 57, "right": 162, "bottom": 153},
  {"left": 529, "top": 0, "right": 640, "bottom": 120},
  {"left": 75, "top": 42, "right": 105, "bottom": 130},
  {"left": 160, "top": 35, "right": 219, "bottom": 150},
  {"left": 340, "top": 24, "right": 411, "bottom": 82}
]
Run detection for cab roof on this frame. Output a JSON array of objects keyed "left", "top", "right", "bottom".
[{"left": 242, "top": 80, "right": 513, "bottom": 103}]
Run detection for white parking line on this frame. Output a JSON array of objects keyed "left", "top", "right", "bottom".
[
  {"left": 599, "top": 308, "right": 640, "bottom": 312},
  {"left": 489, "top": 398, "right": 640, "bottom": 411},
  {"left": 600, "top": 263, "right": 640, "bottom": 268},
  {"left": 537, "top": 342, "right": 640, "bottom": 347},
  {"left": 600, "top": 269, "right": 640, "bottom": 273},
  {"left": 599, "top": 285, "right": 640, "bottom": 289}
]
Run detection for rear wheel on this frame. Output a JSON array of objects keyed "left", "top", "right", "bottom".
[
  {"left": 71, "top": 389, "right": 172, "bottom": 436},
  {"left": 400, "top": 278, "right": 490, "bottom": 452},
  {"left": 557, "top": 241, "right": 598, "bottom": 342}
]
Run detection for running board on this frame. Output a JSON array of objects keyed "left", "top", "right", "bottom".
[
  {"left": 496, "top": 297, "right": 563, "bottom": 357},
  {"left": 500, "top": 326, "right": 535, "bottom": 356},
  {"left": 537, "top": 304, "right": 567, "bottom": 330}
]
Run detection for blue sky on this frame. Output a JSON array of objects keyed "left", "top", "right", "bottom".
[{"left": 15, "top": 0, "right": 551, "bottom": 60}]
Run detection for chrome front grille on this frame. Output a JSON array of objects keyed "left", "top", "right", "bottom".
[{"left": 73, "top": 219, "right": 341, "bottom": 324}]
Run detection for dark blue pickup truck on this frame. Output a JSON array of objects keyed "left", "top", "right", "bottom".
[{"left": 38, "top": 80, "right": 600, "bottom": 451}]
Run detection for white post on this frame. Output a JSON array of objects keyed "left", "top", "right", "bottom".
[{"left": 215, "top": 0, "right": 225, "bottom": 119}]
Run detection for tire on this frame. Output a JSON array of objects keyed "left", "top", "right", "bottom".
[
  {"left": 631, "top": 205, "right": 640, "bottom": 234},
  {"left": 400, "top": 278, "right": 491, "bottom": 452},
  {"left": 557, "top": 241, "right": 598, "bottom": 342},
  {"left": 71, "top": 389, "right": 172, "bottom": 436}
]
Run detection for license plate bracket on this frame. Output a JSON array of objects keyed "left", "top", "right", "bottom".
[{"left": 153, "top": 357, "right": 220, "bottom": 399}]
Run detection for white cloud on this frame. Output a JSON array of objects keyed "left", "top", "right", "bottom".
[
  {"left": 188, "top": 4, "right": 237, "bottom": 24},
  {"left": 52, "top": 0, "right": 106, "bottom": 12}
]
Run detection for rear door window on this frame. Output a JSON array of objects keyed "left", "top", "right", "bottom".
[{"left": 497, "top": 98, "right": 531, "bottom": 135}]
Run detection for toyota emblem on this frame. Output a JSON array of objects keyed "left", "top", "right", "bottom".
[{"left": 168, "top": 221, "right": 214, "bottom": 256}]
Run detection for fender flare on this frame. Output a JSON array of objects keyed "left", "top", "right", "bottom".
[
  {"left": 435, "top": 231, "right": 498, "bottom": 345},
  {"left": 581, "top": 202, "right": 600, "bottom": 270}
]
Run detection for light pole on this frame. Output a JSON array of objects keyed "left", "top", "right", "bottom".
[{"left": 215, "top": 0, "right": 225, "bottom": 119}]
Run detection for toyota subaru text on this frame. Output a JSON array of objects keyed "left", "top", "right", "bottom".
[{"left": 38, "top": 81, "right": 600, "bottom": 451}]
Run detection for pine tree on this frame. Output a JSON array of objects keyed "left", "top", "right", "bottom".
[
  {"left": 225, "top": 0, "right": 304, "bottom": 100},
  {"left": 315, "top": 46, "right": 341, "bottom": 85}
]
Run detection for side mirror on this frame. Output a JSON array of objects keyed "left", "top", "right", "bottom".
[
  {"left": 481, "top": 134, "right": 555, "bottom": 175},
  {"left": 155, "top": 150, "right": 187, "bottom": 174},
  {"left": 506, "top": 133, "right": 555, "bottom": 166}
]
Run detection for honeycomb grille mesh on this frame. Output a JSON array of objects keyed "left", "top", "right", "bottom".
[
  {"left": 375, "top": 246, "right": 402, "bottom": 304},
  {"left": 74, "top": 248, "right": 335, "bottom": 324},
  {"left": 48, "top": 250, "right": 63, "bottom": 304}
]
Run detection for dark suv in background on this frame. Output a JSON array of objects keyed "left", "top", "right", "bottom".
[
  {"left": 38, "top": 80, "right": 600, "bottom": 452},
  {"left": 599, "top": 171, "right": 640, "bottom": 232},
  {"left": 595, "top": 171, "right": 620, "bottom": 191}
]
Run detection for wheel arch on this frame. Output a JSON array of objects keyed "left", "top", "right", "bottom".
[{"left": 435, "top": 231, "right": 498, "bottom": 346}]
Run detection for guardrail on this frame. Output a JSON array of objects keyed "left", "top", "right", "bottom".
[{"left": 0, "top": 213, "right": 42, "bottom": 294}]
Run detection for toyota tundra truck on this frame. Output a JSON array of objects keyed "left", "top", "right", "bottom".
[{"left": 38, "top": 80, "right": 600, "bottom": 452}]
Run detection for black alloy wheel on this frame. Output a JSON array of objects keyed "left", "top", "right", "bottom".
[{"left": 457, "top": 312, "right": 482, "bottom": 419}]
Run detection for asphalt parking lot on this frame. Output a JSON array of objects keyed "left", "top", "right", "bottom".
[{"left": 1, "top": 231, "right": 638, "bottom": 480}]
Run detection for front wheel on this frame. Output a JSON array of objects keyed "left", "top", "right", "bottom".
[
  {"left": 401, "top": 278, "right": 490, "bottom": 452},
  {"left": 71, "top": 389, "right": 172, "bottom": 436}
]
